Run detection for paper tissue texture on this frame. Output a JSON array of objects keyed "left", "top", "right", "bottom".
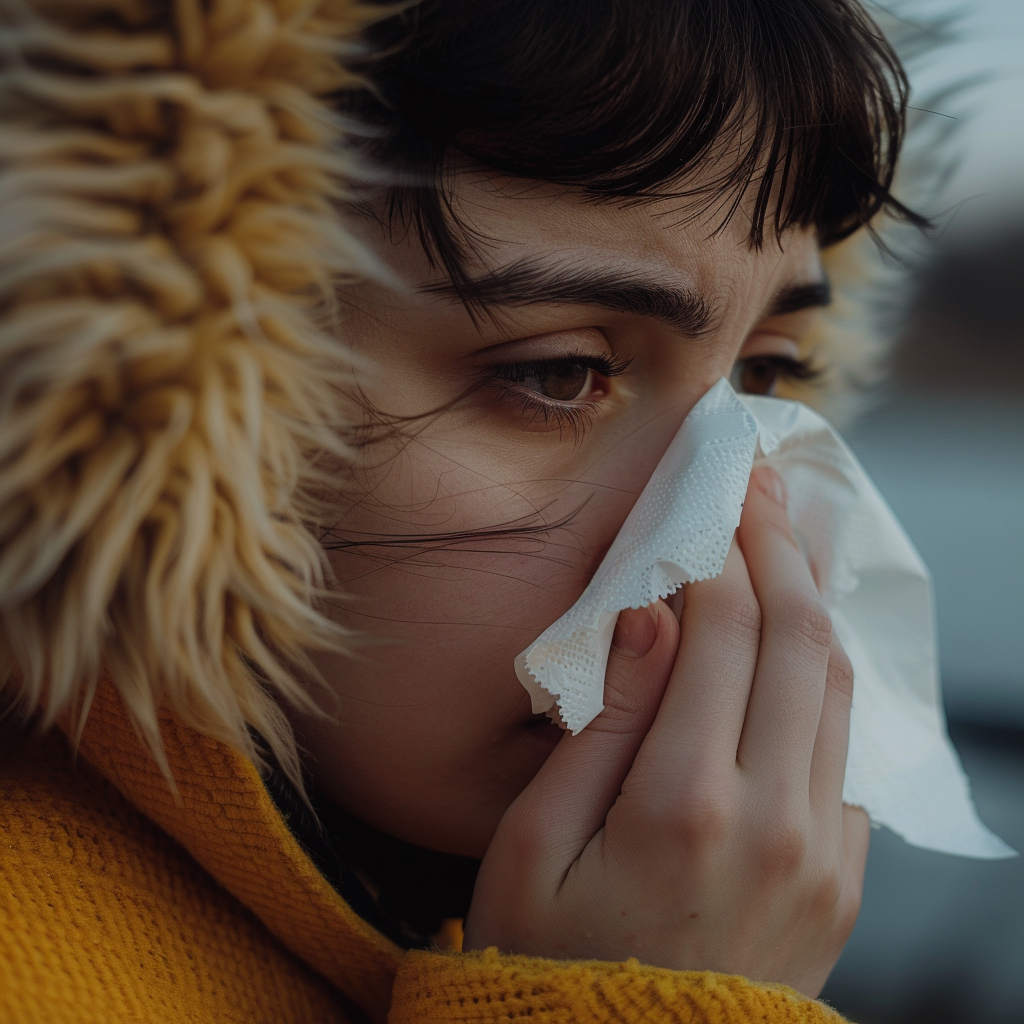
[{"left": 515, "top": 377, "right": 1013, "bottom": 859}]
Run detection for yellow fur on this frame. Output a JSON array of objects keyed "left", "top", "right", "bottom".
[
  {"left": 783, "top": 231, "right": 891, "bottom": 426},
  {"left": 0, "top": 0, "right": 380, "bottom": 784}
]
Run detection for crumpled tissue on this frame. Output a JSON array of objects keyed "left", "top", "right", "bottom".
[{"left": 515, "top": 377, "right": 1013, "bottom": 859}]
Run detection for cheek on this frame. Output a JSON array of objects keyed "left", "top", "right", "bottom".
[
  {"left": 310, "top": 516, "right": 617, "bottom": 855},
  {"left": 320, "top": 413, "right": 682, "bottom": 715},
  {"left": 325, "top": 482, "right": 629, "bottom": 689},
  {"left": 304, "top": 416, "right": 681, "bottom": 854}
]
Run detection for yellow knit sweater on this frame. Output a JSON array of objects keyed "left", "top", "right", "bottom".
[{"left": 1, "top": 684, "right": 851, "bottom": 1024}]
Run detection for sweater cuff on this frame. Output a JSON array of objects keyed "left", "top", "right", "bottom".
[{"left": 388, "top": 947, "right": 850, "bottom": 1023}]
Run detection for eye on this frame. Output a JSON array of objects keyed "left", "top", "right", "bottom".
[
  {"left": 730, "top": 354, "right": 818, "bottom": 396},
  {"left": 493, "top": 354, "right": 629, "bottom": 403},
  {"left": 517, "top": 361, "right": 592, "bottom": 401},
  {"left": 488, "top": 352, "right": 631, "bottom": 441}
]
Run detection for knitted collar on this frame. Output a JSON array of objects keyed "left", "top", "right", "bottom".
[{"left": 66, "top": 681, "right": 404, "bottom": 1022}]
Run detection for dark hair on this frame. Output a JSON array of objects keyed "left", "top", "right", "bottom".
[{"left": 341, "top": 0, "right": 926, "bottom": 298}]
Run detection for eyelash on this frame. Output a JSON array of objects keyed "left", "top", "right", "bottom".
[
  {"left": 755, "top": 354, "right": 818, "bottom": 380},
  {"left": 731, "top": 353, "right": 820, "bottom": 396},
  {"left": 490, "top": 354, "right": 631, "bottom": 444},
  {"left": 488, "top": 352, "right": 819, "bottom": 442}
]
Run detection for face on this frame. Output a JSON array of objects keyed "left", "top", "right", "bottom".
[{"left": 293, "top": 168, "right": 830, "bottom": 857}]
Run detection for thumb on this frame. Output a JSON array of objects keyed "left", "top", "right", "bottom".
[{"left": 505, "top": 599, "right": 679, "bottom": 877}]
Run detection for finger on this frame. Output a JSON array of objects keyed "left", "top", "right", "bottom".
[
  {"left": 503, "top": 600, "right": 679, "bottom": 882},
  {"left": 634, "top": 540, "right": 760, "bottom": 782},
  {"left": 736, "top": 467, "right": 832, "bottom": 778},
  {"left": 842, "top": 804, "right": 870, "bottom": 873},
  {"left": 840, "top": 804, "right": 870, "bottom": 920},
  {"left": 810, "top": 636, "right": 855, "bottom": 823}
]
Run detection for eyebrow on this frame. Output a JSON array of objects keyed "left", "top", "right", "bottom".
[
  {"left": 767, "top": 279, "right": 832, "bottom": 317},
  {"left": 421, "top": 257, "right": 717, "bottom": 336},
  {"left": 421, "top": 256, "right": 832, "bottom": 334}
]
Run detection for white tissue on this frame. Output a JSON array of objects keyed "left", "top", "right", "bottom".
[{"left": 515, "top": 378, "right": 1013, "bottom": 859}]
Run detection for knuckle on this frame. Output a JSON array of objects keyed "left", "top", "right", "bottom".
[
  {"left": 777, "top": 592, "right": 833, "bottom": 652},
  {"left": 808, "top": 867, "right": 844, "bottom": 920},
  {"left": 826, "top": 645, "right": 855, "bottom": 701},
  {"left": 837, "top": 881, "right": 864, "bottom": 939},
  {"left": 597, "top": 675, "right": 663, "bottom": 734},
  {"left": 703, "top": 588, "right": 762, "bottom": 646},
  {"left": 816, "top": 863, "right": 864, "bottom": 943},
  {"left": 657, "top": 779, "right": 735, "bottom": 850},
  {"left": 758, "top": 819, "right": 810, "bottom": 879}
]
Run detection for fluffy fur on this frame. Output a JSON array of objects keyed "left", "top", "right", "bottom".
[
  {"left": 0, "top": 0, "right": 893, "bottom": 782},
  {"left": 0, "top": 0, "right": 379, "bottom": 783},
  {"left": 789, "top": 232, "right": 891, "bottom": 425}
]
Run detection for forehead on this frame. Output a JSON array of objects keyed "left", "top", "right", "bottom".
[{"left": 382, "top": 165, "right": 822, "bottom": 295}]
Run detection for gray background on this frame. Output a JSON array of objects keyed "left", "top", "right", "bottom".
[{"left": 819, "top": 3, "right": 1023, "bottom": 1020}]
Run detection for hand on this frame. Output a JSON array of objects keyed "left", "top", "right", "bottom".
[{"left": 464, "top": 466, "right": 869, "bottom": 997}]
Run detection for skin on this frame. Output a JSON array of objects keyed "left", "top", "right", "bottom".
[{"left": 293, "top": 166, "right": 869, "bottom": 996}]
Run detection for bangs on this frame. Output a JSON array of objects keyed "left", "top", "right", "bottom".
[{"left": 342, "top": 0, "right": 925, "bottom": 287}]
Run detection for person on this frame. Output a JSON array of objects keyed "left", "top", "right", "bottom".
[{"left": 0, "top": 0, "right": 925, "bottom": 1021}]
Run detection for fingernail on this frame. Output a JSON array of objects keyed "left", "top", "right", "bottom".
[
  {"left": 755, "top": 466, "right": 787, "bottom": 507},
  {"left": 610, "top": 604, "right": 659, "bottom": 659}
]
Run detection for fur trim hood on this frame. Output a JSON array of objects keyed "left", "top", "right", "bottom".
[
  {"left": 0, "top": 0, "right": 889, "bottom": 778},
  {"left": 0, "top": 0, "right": 380, "bottom": 780}
]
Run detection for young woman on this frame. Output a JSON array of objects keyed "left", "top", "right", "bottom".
[{"left": 0, "top": 0, "right": 924, "bottom": 1021}]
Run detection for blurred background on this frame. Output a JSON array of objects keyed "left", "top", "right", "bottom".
[{"left": 819, "top": 2, "right": 1024, "bottom": 1021}]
